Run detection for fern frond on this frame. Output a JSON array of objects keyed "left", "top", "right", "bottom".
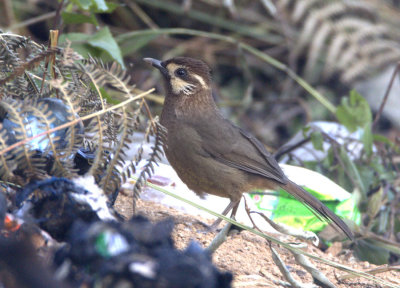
[
  {"left": 105, "top": 62, "right": 133, "bottom": 94},
  {"left": 72, "top": 61, "right": 107, "bottom": 108},
  {"left": 0, "top": 100, "right": 36, "bottom": 174},
  {"left": 303, "top": 21, "right": 331, "bottom": 81},
  {"left": 103, "top": 111, "right": 118, "bottom": 144},
  {"left": 0, "top": 30, "right": 160, "bottom": 204},
  {"left": 60, "top": 44, "right": 83, "bottom": 66},
  {"left": 132, "top": 120, "right": 166, "bottom": 211},
  {"left": 85, "top": 116, "right": 106, "bottom": 177},
  {"left": 50, "top": 79, "right": 84, "bottom": 169},
  {"left": 26, "top": 101, "right": 75, "bottom": 177},
  {"left": 0, "top": 130, "right": 14, "bottom": 181},
  {"left": 0, "top": 32, "right": 28, "bottom": 69},
  {"left": 291, "top": 0, "right": 320, "bottom": 24},
  {"left": 100, "top": 106, "right": 137, "bottom": 196},
  {"left": 343, "top": 49, "right": 400, "bottom": 83},
  {"left": 0, "top": 48, "right": 59, "bottom": 86},
  {"left": 81, "top": 57, "right": 134, "bottom": 97},
  {"left": 278, "top": 0, "right": 400, "bottom": 84},
  {"left": 24, "top": 72, "right": 41, "bottom": 96}
]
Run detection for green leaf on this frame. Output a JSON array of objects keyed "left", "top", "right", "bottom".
[
  {"left": 336, "top": 90, "right": 372, "bottom": 132},
  {"left": 354, "top": 239, "right": 390, "bottom": 265},
  {"left": 340, "top": 146, "right": 366, "bottom": 196},
  {"left": 69, "top": 0, "right": 118, "bottom": 12},
  {"left": 59, "top": 33, "right": 100, "bottom": 58},
  {"left": 59, "top": 32, "right": 88, "bottom": 42},
  {"left": 100, "top": 87, "right": 120, "bottom": 105},
  {"left": 88, "top": 27, "right": 125, "bottom": 68},
  {"left": 367, "top": 187, "right": 383, "bottom": 220},
  {"left": 369, "top": 237, "right": 400, "bottom": 255},
  {"left": 356, "top": 164, "right": 375, "bottom": 193},
  {"left": 361, "top": 122, "right": 373, "bottom": 156},
  {"left": 302, "top": 126, "right": 311, "bottom": 138},
  {"left": 118, "top": 34, "right": 158, "bottom": 56},
  {"left": 71, "top": 0, "right": 92, "bottom": 10},
  {"left": 310, "top": 131, "right": 324, "bottom": 151},
  {"left": 377, "top": 209, "right": 389, "bottom": 234},
  {"left": 373, "top": 134, "right": 392, "bottom": 145},
  {"left": 93, "top": 0, "right": 108, "bottom": 11},
  {"left": 352, "top": 188, "right": 363, "bottom": 209},
  {"left": 61, "top": 11, "right": 98, "bottom": 25},
  {"left": 370, "top": 158, "right": 396, "bottom": 182},
  {"left": 98, "top": 2, "right": 119, "bottom": 13},
  {"left": 322, "top": 147, "right": 334, "bottom": 167},
  {"left": 60, "top": 29, "right": 124, "bottom": 67}
]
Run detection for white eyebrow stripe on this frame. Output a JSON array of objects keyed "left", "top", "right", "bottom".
[{"left": 193, "top": 74, "right": 207, "bottom": 88}]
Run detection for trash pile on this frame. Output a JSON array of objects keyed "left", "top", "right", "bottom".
[
  {"left": 0, "top": 34, "right": 233, "bottom": 287},
  {"left": 0, "top": 177, "right": 233, "bottom": 288}
]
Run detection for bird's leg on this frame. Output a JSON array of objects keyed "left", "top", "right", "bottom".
[
  {"left": 230, "top": 200, "right": 240, "bottom": 218},
  {"left": 206, "top": 199, "right": 241, "bottom": 252},
  {"left": 204, "top": 199, "right": 240, "bottom": 232}
]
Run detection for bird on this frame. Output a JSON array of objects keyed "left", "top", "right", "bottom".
[{"left": 144, "top": 56, "right": 353, "bottom": 240}]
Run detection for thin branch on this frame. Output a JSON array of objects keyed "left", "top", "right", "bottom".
[
  {"left": 125, "top": 1, "right": 159, "bottom": 29},
  {"left": 132, "top": 0, "right": 281, "bottom": 43},
  {"left": 52, "top": 0, "right": 65, "bottom": 30},
  {"left": 251, "top": 211, "right": 319, "bottom": 245},
  {"left": 270, "top": 245, "right": 315, "bottom": 288},
  {"left": 274, "top": 137, "right": 311, "bottom": 161},
  {"left": 2, "top": 0, "right": 16, "bottom": 28},
  {"left": 6, "top": 11, "right": 56, "bottom": 31},
  {"left": 372, "top": 62, "right": 400, "bottom": 127},
  {"left": 141, "top": 98, "right": 156, "bottom": 130}
]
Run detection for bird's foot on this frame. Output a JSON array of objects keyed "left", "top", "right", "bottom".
[{"left": 196, "top": 218, "right": 223, "bottom": 233}]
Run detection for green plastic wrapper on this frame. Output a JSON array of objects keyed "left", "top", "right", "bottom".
[{"left": 249, "top": 185, "right": 360, "bottom": 233}]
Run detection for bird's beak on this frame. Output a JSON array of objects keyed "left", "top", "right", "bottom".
[{"left": 143, "top": 58, "right": 168, "bottom": 75}]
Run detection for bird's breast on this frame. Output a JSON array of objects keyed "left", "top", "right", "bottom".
[{"left": 160, "top": 119, "right": 248, "bottom": 200}]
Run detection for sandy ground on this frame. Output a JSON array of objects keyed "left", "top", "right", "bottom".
[{"left": 115, "top": 193, "right": 400, "bottom": 288}]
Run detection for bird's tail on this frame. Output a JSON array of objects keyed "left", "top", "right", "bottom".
[{"left": 281, "top": 180, "right": 354, "bottom": 240}]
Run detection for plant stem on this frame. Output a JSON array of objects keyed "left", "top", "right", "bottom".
[{"left": 133, "top": 0, "right": 282, "bottom": 43}]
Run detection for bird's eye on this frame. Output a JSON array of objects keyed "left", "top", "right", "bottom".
[{"left": 175, "top": 68, "right": 187, "bottom": 77}]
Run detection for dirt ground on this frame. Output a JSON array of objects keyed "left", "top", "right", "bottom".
[{"left": 115, "top": 193, "right": 400, "bottom": 288}]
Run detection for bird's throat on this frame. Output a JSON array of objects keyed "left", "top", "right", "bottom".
[{"left": 163, "top": 89, "right": 217, "bottom": 119}]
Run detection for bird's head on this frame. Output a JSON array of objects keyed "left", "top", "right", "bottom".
[{"left": 144, "top": 57, "right": 212, "bottom": 97}]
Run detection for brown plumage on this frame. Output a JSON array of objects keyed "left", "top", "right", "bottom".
[{"left": 144, "top": 56, "right": 353, "bottom": 240}]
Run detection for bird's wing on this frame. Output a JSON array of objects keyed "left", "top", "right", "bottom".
[
  {"left": 191, "top": 117, "right": 353, "bottom": 239},
  {"left": 197, "top": 118, "right": 287, "bottom": 184}
]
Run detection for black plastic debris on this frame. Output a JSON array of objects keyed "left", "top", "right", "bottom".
[
  {"left": 73, "top": 148, "right": 120, "bottom": 203},
  {"left": 55, "top": 216, "right": 233, "bottom": 288},
  {"left": 1, "top": 177, "right": 232, "bottom": 288},
  {"left": 16, "top": 177, "right": 116, "bottom": 241},
  {"left": 74, "top": 147, "right": 96, "bottom": 175}
]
